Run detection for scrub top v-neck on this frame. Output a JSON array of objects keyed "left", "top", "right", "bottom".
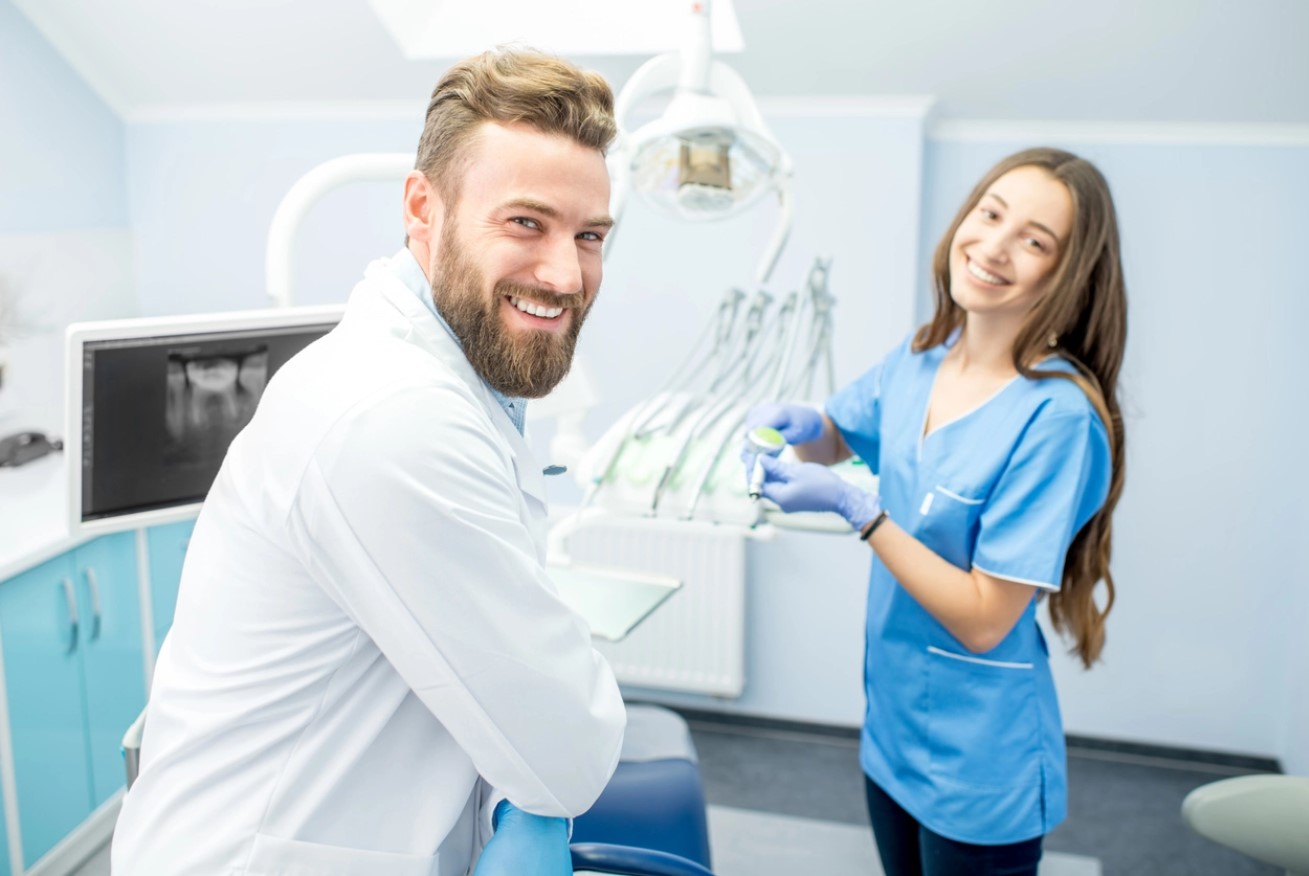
[{"left": 826, "top": 334, "right": 1111, "bottom": 844}]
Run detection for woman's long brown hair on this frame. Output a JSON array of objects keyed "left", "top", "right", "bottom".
[{"left": 914, "top": 148, "right": 1127, "bottom": 668}]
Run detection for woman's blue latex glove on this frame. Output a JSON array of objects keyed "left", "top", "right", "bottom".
[
  {"left": 756, "top": 455, "right": 881, "bottom": 531},
  {"left": 742, "top": 402, "right": 825, "bottom": 445},
  {"left": 474, "top": 800, "right": 571, "bottom": 876},
  {"left": 741, "top": 402, "right": 827, "bottom": 490}
]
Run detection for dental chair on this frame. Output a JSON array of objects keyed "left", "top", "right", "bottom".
[
  {"left": 573, "top": 704, "right": 713, "bottom": 868},
  {"left": 123, "top": 703, "right": 716, "bottom": 876},
  {"left": 1182, "top": 774, "right": 1309, "bottom": 875},
  {"left": 571, "top": 844, "right": 712, "bottom": 876}
]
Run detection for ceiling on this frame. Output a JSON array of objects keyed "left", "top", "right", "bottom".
[{"left": 13, "top": 0, "right": 1309, "bottom": 125}]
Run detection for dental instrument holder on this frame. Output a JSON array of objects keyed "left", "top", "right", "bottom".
[
  {"left": 746, "top": 426, "right": 787, "bottom": 499},
  {"left": 580, "top": 251, "right": 837, "bottom": 527},
  {"left": 647, "top": 289, "right": 774, "bottom": 515}
]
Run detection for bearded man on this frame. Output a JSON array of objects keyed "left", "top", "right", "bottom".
[{"left": 112, "top": 48, "right": 625, "bottom": 876}]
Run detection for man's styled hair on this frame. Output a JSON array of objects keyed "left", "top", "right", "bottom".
[{"left": 416, "top": 47, "right": 617, "bottom": 202}]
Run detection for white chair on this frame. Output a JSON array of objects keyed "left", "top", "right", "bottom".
[
  {"left": 121, "top": 707, "right": 148, "bottom": 789},
  {"left": 1182, "top": 774, "right": 1309, "bottom": 875}
]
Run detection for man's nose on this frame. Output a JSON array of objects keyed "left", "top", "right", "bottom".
[{"left": 534, "top": 234, "right": 584, "bottom": 295}]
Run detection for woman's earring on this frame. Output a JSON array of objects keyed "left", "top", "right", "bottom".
[{"left": 1047, "top": 332, "right": 1059, "bottom": 348}]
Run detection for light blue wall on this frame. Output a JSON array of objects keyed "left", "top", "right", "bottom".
[
  {"left": 0, "top": 0, "right": 133, "bottom": 433},
  {"left": 0, "top": 0, "right": 125, "bottom": 233},
  {"left": 922, "top": 137, "right": 1309, "bottom": 764},
  {"left": 125, "top": 114, "right": 423, "bottom": 316},
  {"left": 1288, "top": 508, "right": 1309, "bottom": 775}
]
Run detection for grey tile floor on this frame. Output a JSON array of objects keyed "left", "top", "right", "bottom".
[
  {"left": 705, "top": 804, "right": 1102, "bottom": 876},
  {"left": 684, "top": 714, "right": 1281, "bottom": 876}
]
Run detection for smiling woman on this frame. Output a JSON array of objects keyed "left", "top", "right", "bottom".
[{"left": 742, "top": 146, "right": 1128, "bottom": 876}]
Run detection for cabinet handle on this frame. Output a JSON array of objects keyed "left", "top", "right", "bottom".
[
  {"left": 84, "top": 567, "right": 103, "bottom": 642},
  {"left": 60, "top": 578, "right": 79, "bottom": 654}
]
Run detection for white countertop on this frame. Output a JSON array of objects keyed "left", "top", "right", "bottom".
[{"left": 0, "top": 452, "right": 86, "bottom": 580}]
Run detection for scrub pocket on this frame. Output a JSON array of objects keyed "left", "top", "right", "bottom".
[
  {"left": 925, "top": 645, "right": 1039, "bottom": 790},
  {"left": 245, "top": 833, "right": 438, "bottom": 876},
  {"left": 913, "top": 485, "right": 985, "bottom": 569}
]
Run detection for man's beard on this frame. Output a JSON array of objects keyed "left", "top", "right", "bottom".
[{"left": 431, "top": 225, "right": 593, "bottom": 399}]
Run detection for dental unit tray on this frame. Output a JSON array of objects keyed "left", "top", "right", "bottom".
[{"left": 547, "top": 564, "right": 682, "bottom": 642}]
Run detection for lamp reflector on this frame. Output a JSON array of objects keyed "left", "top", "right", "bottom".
[{"left": 630, "top": 126, "right": 780, "bottom": 221}]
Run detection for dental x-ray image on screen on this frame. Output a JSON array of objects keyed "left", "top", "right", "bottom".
[
  {"left": 66, "top": 306, "right": 343, "bottom": 532},
  {"left": 164, "top": 345, "right": 269, "bottom": 468}
]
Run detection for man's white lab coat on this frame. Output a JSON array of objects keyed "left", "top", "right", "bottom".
[{"left": 111, "top": 257, "right": 625, "bottom": 875}]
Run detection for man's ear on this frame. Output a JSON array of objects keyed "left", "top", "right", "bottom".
[{"left": 402, "top": 171, "right": 444, "bottom": 246}]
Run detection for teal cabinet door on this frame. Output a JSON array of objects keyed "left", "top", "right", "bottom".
[
  {"left": 0, "top": 554, "right": 93, "bottom": 869},
  {"left": 73, "top": 533, "right": 146, "bottom": 807},
  {"left": 146, "top": 520, "right": 195, "bottom": 654}
]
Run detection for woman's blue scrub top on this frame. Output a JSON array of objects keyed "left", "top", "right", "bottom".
[{"left": 826, "top": 335, "right": 1111, "bottom": 845}]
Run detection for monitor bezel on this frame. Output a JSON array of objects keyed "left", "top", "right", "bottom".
[{"left": 65, "top": 304, "right": 345, "bottom": 537}]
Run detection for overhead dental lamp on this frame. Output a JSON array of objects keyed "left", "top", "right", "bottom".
[{"left": 607, "top": 0, "right": 794, "bottom": 286}]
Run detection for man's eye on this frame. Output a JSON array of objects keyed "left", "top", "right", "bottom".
[
  {"left": 578, "top": 231, "right": 603, "bottom": 242},
  {"left": 512, "top": 217, "right": 540, "bottom": 230}
]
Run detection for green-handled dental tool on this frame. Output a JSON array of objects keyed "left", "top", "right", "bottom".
[{"left": 746, "top": 426, "right": 787, "bottom": 500}]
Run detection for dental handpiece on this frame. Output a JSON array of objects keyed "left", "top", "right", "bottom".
[{"left": 746, "top": 426, "right": 788, "bottom": 500}]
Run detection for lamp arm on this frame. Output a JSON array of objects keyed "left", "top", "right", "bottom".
[
  {"left": 614, "top": 53, "right": 683, "bottom": 130},
  {"left": 677, "top": 0, "right": 713, "bottom": 93},
  {"left": 266, "top": 153, "right": 413, "bottom": 308},
  {"left": 707, "top": 61, "right": 772, "bottom": 135},
  {"left": 604, "top": 156, "right": 631, "bottom": 261},
  {"left": 703, "top": 59, "right": 794, "bottom": 285},
  {"left": 754, "top": 174, "right": 794, "bottom": 287}
]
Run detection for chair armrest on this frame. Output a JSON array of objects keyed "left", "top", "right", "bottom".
[{"left": 571, "top": 842, "right": 715, "bottom": 876}]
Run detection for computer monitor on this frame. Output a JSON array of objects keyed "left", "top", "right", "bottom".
[{"left": 66, "top": 305, "right": 344, "bottom": 534}]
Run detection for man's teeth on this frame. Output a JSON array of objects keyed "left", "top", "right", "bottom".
[
  {"left": 509, "top": 296, "right": 564, "bottom": 319},
  {"left": 966, "top": 259, "right": 1007, "bottom": 285}
]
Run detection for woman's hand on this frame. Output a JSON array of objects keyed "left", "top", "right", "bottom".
[
  {"left": 756, "top": 456, "right": 881, "bottom": 531},
  {"left": 743, "top": 402, "right": 825, "bottom": 445},
  {"left": 741, "top": 403, "right": 829, "bottom": 488}
]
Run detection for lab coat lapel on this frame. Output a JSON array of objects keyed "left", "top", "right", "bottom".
[{"left": 360, "top": 264, "right": 549, "bottom": 508}]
